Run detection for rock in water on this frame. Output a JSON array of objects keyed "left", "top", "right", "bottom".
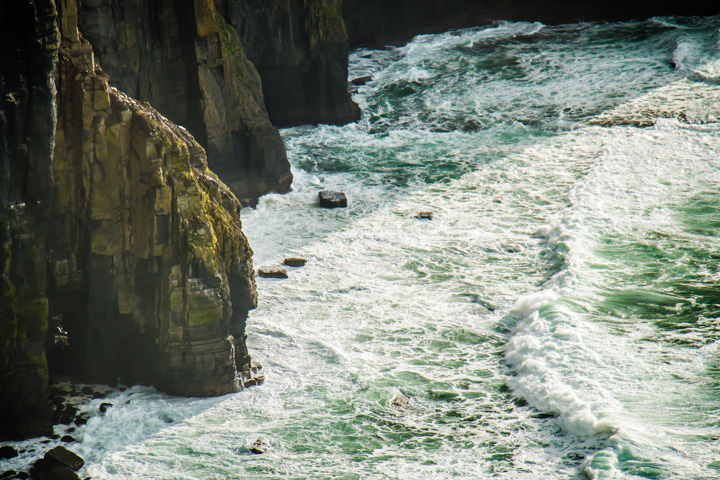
[
  {"left": 351, "top": 75, "right": 373, "bottom": 86},
  {"left": 390, "top": 391, "right": 412, "bottom": 411},
  {"left": 319, "top": 191, "right": 348, "bottom": 208},
  {"left": 43, "top": 446, "right": 84, "bottom": 471},
  {"left": 250, "top": 439, "right": 270, "bottom": 454},
  {"left": 283, "top": 257, "right": 307, "bottom": 267},
  {"left": 257, "top": 266, "right": 289, "bottom": 279},
  {"left": 413, "top": 211, "right": 434, "bottom": 220}
]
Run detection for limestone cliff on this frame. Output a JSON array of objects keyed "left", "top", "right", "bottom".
[
  {"left": 76, "top": 0, "right": 291, "bottom": 204},
  {"left": 1, "top": 0, "right": 261, "bottom": 440},
  {"left": 217, "top": 0, "right": 360, "bottom": 127},
  {"left": 48, "top": 0, "right": 258, "bottom": 395},
  {"left": 0, "top": 0, "right": 59, "bottom": 440}
]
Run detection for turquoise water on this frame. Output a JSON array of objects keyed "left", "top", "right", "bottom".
[{"left": 5, "top": 15, "right": 720, "bottom": 480}]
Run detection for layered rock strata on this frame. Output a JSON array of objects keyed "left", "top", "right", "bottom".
[
  {"left": 2, "top": 0, "right": 261, "bottom": 440},
  {"left": 49, "top": 0, "right": 258, "bottom": 395},
  {"left": 76, "top": 0, "right": 292, "bottom": 203}
]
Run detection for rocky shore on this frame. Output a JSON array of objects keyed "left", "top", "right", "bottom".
[{"left": 1, "top": 0, "right": 718, "bottom": 468}]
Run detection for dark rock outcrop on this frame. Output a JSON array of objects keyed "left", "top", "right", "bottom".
[
  {"left": 0, "top": 0, "right": 59, "bottom": 440},
  {"left": 318, "top": 190, "right": 347, "bottom": 208},
  {"left": 76, "top": 0, "right": 292, "bottom": 204},
  {"left": 217, "top": 0, "right": 360, "bottom": 127}
]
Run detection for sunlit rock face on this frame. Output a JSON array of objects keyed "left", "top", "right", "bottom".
[
  {"left": 75, "top": 0, "right": 292, "bottom": 204},
  {"left": 48, "top": 0, "right": 258, "bottom": 396}
]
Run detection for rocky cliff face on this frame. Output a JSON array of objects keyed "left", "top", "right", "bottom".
[
  {"left": 1, "top": 0, "right": 261, "bottom": 440},
  {"left": 47, "top": 0, "right": 258, "bottom": 396},
  {"left": 217, "top": 0, "right": 360, "bottom": 127},
  {"left": 0, "top": 0, "right": 59, "bottom": 440},
  {"left": 76, "top": 0, "right": 292, "bottom": 204}
]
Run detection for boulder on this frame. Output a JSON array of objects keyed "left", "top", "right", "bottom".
[
  {"left": 257, "top": 266, "right": 289, "bottom": 279},
  {"left": 43, "top": 446, "right": 84, "bottom": 471},
  {"left": 351, "top": 75, "right": 373, "bottom": 86},
  {"left": 283, "top": 257, "right": 307, "bottom": 267},
  {"left": 249, "top": 439, "right": 270, "bottom": 454},
  {"left": 39, "top": 466, "right": 81, "bottom": 480},
  {"left": 99, "top": 403, "right": 112, "bottom": 414},
  {"left": 319, "top": 191, "right": 348, "bottom": 208}
]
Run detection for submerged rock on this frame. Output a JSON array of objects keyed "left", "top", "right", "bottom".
[
  {"left": 413, "top": 211, "right": 434, "bottom": 220},
  {"left": 249, "top": 439, "right": 270, "bottom": 454},
  {"left": 283, "top": 257, "right": 307, "bottom": 267},
  {"left": 257, "top": 265, "right": 289, "bottom": 279},
  {"left": 43, "top": 446, "right": 84, "bottom": 471},
  {"left": 319, "top": 191, "right": 348, "bottom": 208},
  {"left": 389, "top": 391, "right": 413, "bottom": 411}
]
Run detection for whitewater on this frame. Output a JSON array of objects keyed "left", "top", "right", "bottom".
[{"left": 5, "top": 14, "right": 720, "bottom": 480}]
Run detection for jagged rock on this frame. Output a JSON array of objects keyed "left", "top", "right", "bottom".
[
  {"left": 43, "top": 446, "right": 84, "bottom": 471},
  {"left": 319, "top": 191, "right": 348, "bottom": 208},
  {"left": 257, "top": 266, "right": 289, "bottom": 279},
  {"left": 283, "top": 257, "right": 307, "bottom": 267},
  {"left": 389, "top": 391, "right": 412, "bottom": 411},
  {"left": 249, "top": 439, "right": 270, "bottom": 454},
  {"left": 0, "top": 446, "right": 18, "bottom": 459},
  {"left": 413, "top": 211, "right": 434, "bottom": 220}
]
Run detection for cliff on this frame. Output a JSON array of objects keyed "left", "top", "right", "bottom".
[
  {"left": 1, "top": 0, "right": 259, "bottom": 440},
  {"left": 75, "top": 0, "right": 292, "bottom": 204},
  {"left": 217, "top": 0, "right": 360, "bottom": 127},
  {"left": 0, "top": 0, "right": 59, "bottom": 440}
]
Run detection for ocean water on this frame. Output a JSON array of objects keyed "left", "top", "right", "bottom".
[{"left": 5, "top": 15, "right": 720, "bottom": 480}]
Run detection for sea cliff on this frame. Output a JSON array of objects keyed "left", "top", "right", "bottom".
[{"left": 2, "top": 0, "right": 718, "bottom": 443}]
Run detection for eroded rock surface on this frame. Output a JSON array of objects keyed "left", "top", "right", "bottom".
[
  {"left": 76, "top": 0, "right": 292, "bottom": 204},
  {"left": 48, "top": 0, "right": 258, "bottom": 395}
]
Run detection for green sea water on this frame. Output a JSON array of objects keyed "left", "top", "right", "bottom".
[{"left": 4, "top": 15, "right": 720, "bottom": 480}]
